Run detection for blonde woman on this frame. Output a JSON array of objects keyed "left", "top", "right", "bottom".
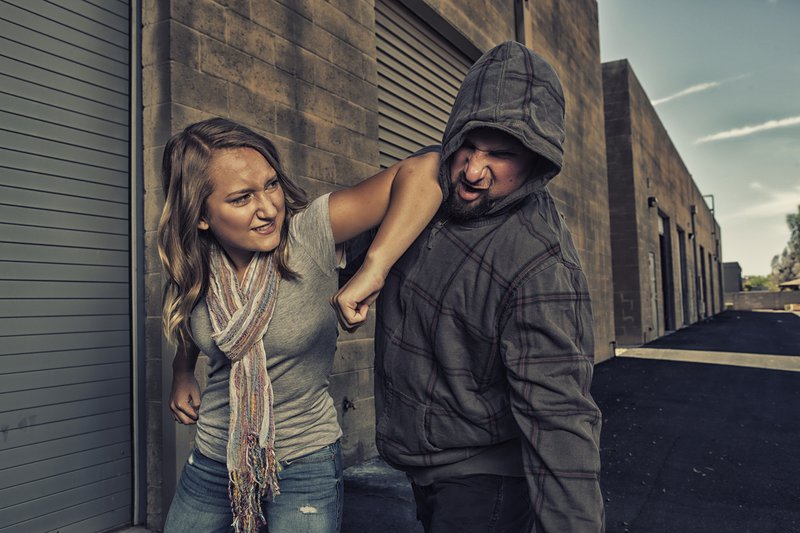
[{"left": 159, "top": 118, "right": 441, "bottom": 533}]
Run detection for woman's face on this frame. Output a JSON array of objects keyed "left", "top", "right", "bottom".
[{"left": 198, "top": 147, "right": 286, "bottom": 274}]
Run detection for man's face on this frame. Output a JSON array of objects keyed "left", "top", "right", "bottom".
[{"left": 446, "top": 128, "right": 538, "bottom": 221}]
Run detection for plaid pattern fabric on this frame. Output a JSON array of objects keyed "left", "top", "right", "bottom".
[{"left": 374, "top": 42, "right": 604, "bottom": 532}]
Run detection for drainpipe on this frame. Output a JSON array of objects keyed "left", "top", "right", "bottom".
[{"left": 690, "top": 204, "right": 701, "bottom": 321}]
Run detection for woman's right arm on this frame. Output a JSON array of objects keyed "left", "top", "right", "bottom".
[
  {"left": 328, "top": 151, "right": 442, "bottom": 330},
  {"left": 170, "top": 341, "right": 201, "bottom": 425}
]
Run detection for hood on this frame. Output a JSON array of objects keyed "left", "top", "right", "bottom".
[{"left": 439, "top": 41, "right": 566, "bottom": 214}]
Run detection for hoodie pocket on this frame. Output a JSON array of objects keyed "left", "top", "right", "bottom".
[
  {"left": 426, "top": 405, "right": 517, "bottom": 451},
  {"left": 377, "top": 390, "right": 443, "bottom": 455}
]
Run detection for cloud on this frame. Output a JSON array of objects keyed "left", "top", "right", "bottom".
[
  {"left": 695, "top": 115, "right": 800, "bottom": 144},
  {"left": 749, "top": 182, "right": 764, "bottom": 190},
  {"left": 652, "top": 74, "right": 750, "bottom": 106},
  {"left": 718, "top": 185, "right": 800, "bottom": 221}
]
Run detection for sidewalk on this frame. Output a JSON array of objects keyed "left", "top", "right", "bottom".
[{"left": 342, "top": 310, "right": 800, "bottom": 533}]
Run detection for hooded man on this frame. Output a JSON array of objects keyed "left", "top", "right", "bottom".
[{"left": 335, "top": 41, "right": 604, "bottom": 532}]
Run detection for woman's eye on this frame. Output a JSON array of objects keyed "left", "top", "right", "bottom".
[
  {"left": 231, "top": 194, "right": 251, "bottom": 206},
  {"left": 265, "top": 180, "right": 279, "bottom": 191}
]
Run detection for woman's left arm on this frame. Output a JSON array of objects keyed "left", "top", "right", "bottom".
[{"left": 328, "top": 150, "right": 442, "bottom": 331}]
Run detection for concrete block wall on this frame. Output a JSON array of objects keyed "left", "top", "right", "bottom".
[
  {"left": 526, "top": 0, "right": 615, "bottom": 362},
  {"left": 602, "top": 62, "right": 643, "bottom": 344},
  {"left": 423, "top": 0, "right": 515, "bottom": 50},
  {"left": 725, "top": 291, "right": 800, "bottom": 310},
  {"left": 141, "top": 0, "right": 617, "bottom": 526},
  {"left": 603, "top": 60, "right": 722, "bottom": 346},
  {"left": 141, "top": 0, "right": 381, "bottom": 527}
]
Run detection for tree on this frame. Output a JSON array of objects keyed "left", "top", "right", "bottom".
[
  {"left": 743, "top": 275, "right": 776, "bottom": 292},
  {"left": 770, "top": 204, "right": 800, "bottom": 284}
]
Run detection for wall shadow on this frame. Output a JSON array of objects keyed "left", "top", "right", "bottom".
[{"left": 642, "top": 310, "right": 800, "bottom": 356}]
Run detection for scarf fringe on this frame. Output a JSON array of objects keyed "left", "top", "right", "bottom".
[{"left": 228, "top": 435, "right": 280, "bottom": 532}]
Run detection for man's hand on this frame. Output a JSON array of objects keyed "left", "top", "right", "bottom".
[
  {"left": 170, "top": 370, "right": 201, "bottom": 424},
  {"left": 331, "top": 261, "right": 386, "bottom": 332}
]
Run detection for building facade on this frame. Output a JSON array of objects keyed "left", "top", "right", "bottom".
[
  {"left": 141, "top": 0, "right": 614, "bottom": 526},
  {"left": 603, "top": 60, "right": 723, "bottom": 347},
  {"left": 0, "top": 0, "right": 728, "bottom": 531},
  {"left": 723, "top": 261, "right": 743, "bottom": 293}
]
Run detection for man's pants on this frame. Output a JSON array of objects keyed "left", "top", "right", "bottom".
[{"left": 411, "top": 474, "right": 534, "bottom": 533}]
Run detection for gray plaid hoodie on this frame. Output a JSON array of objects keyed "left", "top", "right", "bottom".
[{"left": 374, "top": 41, "right": 604, "bottom": 532}]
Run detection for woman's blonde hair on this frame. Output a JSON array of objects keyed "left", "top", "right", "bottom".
[{"left": 157, "top": 118, "right": 308, "bottom": 346}]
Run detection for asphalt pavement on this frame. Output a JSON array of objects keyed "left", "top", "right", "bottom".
[{"left": 342, "top": 310, "right": 800, "bottom": 533}]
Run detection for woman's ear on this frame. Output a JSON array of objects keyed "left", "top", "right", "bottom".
[{"left": 197, "top": 218, "right": 210, "bottom": 230}]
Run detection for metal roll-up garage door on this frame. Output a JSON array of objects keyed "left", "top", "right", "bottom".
[
  {"left": 0, "top": 1, "right": 133, "bottom": 531},
  {"left": 375, "top": 0, "right": 473, "bottom": 168}
]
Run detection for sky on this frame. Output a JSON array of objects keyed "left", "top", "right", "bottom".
[{"left": 598, "top": 0, "right": 800, "bottom": 275}]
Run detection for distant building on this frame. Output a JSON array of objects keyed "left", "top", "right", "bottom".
[
  {"left": 779, "top": 278, "right": 800, "bottom": 291},
  {"left": 723, "top": 262, "right": 744, "bottom": 292},
  {"left": 603, "top": 60, "right": 723, "bottom": 346}
]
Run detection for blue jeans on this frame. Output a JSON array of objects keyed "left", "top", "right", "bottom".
[
  {"left": 164, "top": 442, "right": 343, "bottom": 533},
  {"left": 411, "top": 474, "right": 533, "bottom": 533}
]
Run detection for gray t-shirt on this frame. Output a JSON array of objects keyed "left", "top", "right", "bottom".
[{"left": 191, "top": 194, "right": 342, "bottom": 463}]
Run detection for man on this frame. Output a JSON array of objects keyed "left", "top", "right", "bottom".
[{"left": 335, "top": 41, "right": 604, "bottom": 532}]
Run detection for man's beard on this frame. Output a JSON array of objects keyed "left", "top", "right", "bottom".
[{"left": 445, "top": 179, "right": 494, "bottom": 221}]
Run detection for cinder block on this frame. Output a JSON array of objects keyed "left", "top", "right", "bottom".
[
  {"left": 143, "top": 189, "right": 165, "bottom": 233},
  {"left": 225, "top": 10, "right": 275, "bottom": 63},
  {"left": 253, "top": 1, "right": 314, "bottom": 50},
  {"left": 338, "top": 396, "right": 376, "bottom": 436},
  {"left": 145, "top": 316, "right": 164, "bottom": 361},
  {"left": 325, "top": 0, "right": 374, "bottom": 29},
  {"left": 217, "top": 0, "right": 251, "bottom": 18},
  {"left": 143, "top": 142, "right": 166, "bottom": 192},
  {"left": 142, "top": 103, "right": 171, "bottom": 150},
  {"left": 145, "top": 347, "right": 162, "bottom": 400},
  {"left": 146, "top": 484, "right": 163, "bottom": 530},
  {"left": 227, "top": 84, "right": 277, "bottom": 134},
  {"left": 171, "top": 0, "right": 226, "bottom": 42},
  {"left": 171, "top": 62, "right": 229, "bottom": 114},
  {"left": 333, "top": 338, "right": 375, "bottom": 374},
  {"left": 168, "top": 20, "right": 202, "bottom": 70},
  {"left": 247, "top": 60, "right": 295, "bottom": 107},
  {"left": 144, "top": 271, "right": 164, "bottom": 317},
  {"left": 142, "top": 63, "right": 170, "bottom": 107},
  {"left": 275, "top": 104, "right": 318, "bottom": 148},
  {"left": 333, "top": 155, "right": 380, "bottom": 187},
  {"left": 277, "top": 0, "right": 314, "bottom": 20},
  {"left": 142, "top": 0, "right": 169, "bottom": 26},
  {"left": 142, "top": 19, "right": 169, "bottom": 68},
  {"left": 144, "top": 231, "right": 162, "bottom": 275},
  {"left": 312, "top": 1, "right": 374, "bottom": 55},
  {"left": 200, "top": 36, "right": 254, "bottom": 87}
]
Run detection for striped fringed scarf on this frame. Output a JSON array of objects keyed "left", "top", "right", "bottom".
[{"left": 206, "top": 245, "right": 281, "bottom": 532}]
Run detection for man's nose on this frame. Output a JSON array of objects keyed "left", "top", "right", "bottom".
[{"left": 463, "top": 150, "right": 489, "bottom": 184}]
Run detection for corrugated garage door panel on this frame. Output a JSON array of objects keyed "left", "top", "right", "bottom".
[
  {"left": 375, "top": 0, "right": 472, "bottom": 167},
  {"left": 0, "top": 0, "right": 132, "bottom": 530}
]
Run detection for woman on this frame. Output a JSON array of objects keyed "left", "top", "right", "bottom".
[{"left": 159, "top": 118, "right": 441, "bottom": 532}]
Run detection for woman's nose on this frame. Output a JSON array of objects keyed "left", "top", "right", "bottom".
[{"left": 255, "top": 195, "right": 278, "bottom": 218}]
